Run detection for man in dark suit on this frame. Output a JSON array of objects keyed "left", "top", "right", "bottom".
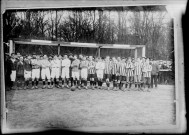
[{"left": 151, "top": 59, "right": 160, "bottom": 88}]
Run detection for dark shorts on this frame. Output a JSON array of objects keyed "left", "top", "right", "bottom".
[
  {"left": 112, "top": 75, "right": 118, "bottom": 81},
  {"left": 104, "top": 74, "right": 111, "bottom": 79},
  {"left": 127, "top": 76, "right": 133, "bottom": 82},
  {"left": 121, "top": 76, "right": 126, "bottom": 81},
  {"left": 88, "top": 74, "right": 95, "bottom": 79},
  {"left": 16, "top": 75, "right": 25, "bottom": 82}
]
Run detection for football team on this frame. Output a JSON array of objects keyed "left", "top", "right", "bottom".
[{"left": 9, "top": 53, "right": 160, "bottom": 92}]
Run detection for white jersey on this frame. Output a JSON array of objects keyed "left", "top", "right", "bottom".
[
  {"left": 62, "top": 58, "right": 71, "bottom": 68},
  {"left": 96, "top": 61, "right": 105, "bottom": 71},
  {"left": 40, "top": 59, "right": 51, "bottom": 68},
  {"left": 51, "top": 59, "right": 60, "bottom": 68}
]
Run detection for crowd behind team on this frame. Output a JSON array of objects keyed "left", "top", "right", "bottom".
[{"left": 8, "top": 52, "right": 160, "bottom": 92}]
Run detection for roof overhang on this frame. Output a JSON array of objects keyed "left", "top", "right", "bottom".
[{"left": 12, "top": 39, "right": 145, "bottom": 49}]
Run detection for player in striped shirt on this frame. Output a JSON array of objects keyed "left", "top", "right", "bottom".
[
  {"left": 111, "top": 57, "right": 119, "bottom": 91},
  {"left": 141, "top": 57, "right": 146, "bottom": 90},
  {"left": 143, "top": 58, "right": 152, "bottom": 92},
  {"left": 118, "top": 57, "right": 127, "bottom": 91},
  {"left": 104, "top": 56, "right": 112, "bottom": 90},
  {"left": 88, "top": 56, "right": 96, "bottom": 90},
  {"left": 133, "top": 57, "right": 142, "bottom": 90},
  {"left": 71, "top": 55, "right": 81, "bottom": 90},
  {"left": 126, "top": 57, "right": 134, "bottom": 90},
  {"left": 116, "top": 57, "right": 122, "bottom": 90}
]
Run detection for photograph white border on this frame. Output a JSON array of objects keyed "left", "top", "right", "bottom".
[{"left": 1, "top": 0, "right": 186, "bottom": 133}]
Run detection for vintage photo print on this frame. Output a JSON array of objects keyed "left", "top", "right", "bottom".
[{"left": 1, "top": 0, "right": 186, "bottom": 134}]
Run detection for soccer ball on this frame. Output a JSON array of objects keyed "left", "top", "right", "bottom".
[{"left": 71, "top": 86, "right": 76, "bottom": 91}]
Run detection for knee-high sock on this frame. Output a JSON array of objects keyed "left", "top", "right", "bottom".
[
  {"left": 98, "top": 80, "right": 101, "bottom": 86},
  {"left": 36, "top": 80, "right": 39, "bottom": 86},
  {"left": 43, "top": 81, "right": 46, "bottom": 86},
  {"left": 77, "top": 80, "right": 80, "bottom": 86},
  {"left": 51, "top": 79, "right": 54, "bottom": 85},
  {"left": 100, "top": 80, "right": 103, "bottom": 86},
  {"left": 62, "top": 79, "right": 64, "bottom": 85},
  {"left": 90, "top": 81, "right": 93, "bottom": 86},
  {"left": 32, "top": 81, "right": 35, "bottom": 86},
  {"left": 129, "top": 83, "right": 132, "bottom": 88},
  {"left": 71, "top": 78, "right": 73, "bottom": 86},
  {"left": 106, "top": 82, "right": 110, "bottom": 87},
  {"left": 66, "top": 78, "right": 69, "bottom": 86},
  {"left": 56, "top": 79, "right": 59, "bottom": 85},
  {"left": 48, "top": 81, "right": 51, "bottom": 86},
  {"left": 85, "top": 80, "right": 87, "bottom": 86},
  {"left": 73, "top": 79, "right": 76, "bottom": 86}
]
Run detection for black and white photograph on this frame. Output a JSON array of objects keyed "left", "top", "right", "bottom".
[{"left": 1, "top": 0, "right": 186, "bottom": 133}]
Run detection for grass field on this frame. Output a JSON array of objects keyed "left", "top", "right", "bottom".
[{"left": 5, "top": 84, "right": 176, "bottom": 130}]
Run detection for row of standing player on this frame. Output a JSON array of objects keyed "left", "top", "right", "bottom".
[{"left": 9, "top": 53, "right": 155, "bottom": 92}]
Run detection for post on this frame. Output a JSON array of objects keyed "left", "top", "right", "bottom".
[
  {"left": 98, "top": 47, "right": 101, "bottom": 57},
  {"left": 9, "top": 40, "right": 14, "bottom": 55},
  {"left": 142, "top": 46, "right": 145, "bottom": 57},
  {"left": 58, "top": 44, "right": 60, "bottom": 55}
]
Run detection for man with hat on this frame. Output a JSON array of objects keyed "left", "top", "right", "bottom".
[
  {"left": 150, "top": 58, "right": 159, "bottom": 88},
  {"left": 16, "top": 56, "right": 25, "bottom": 90}
]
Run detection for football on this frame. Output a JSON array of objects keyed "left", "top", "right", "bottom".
[{"left": 71, "top": 86, "right": 76, "bottom": 91}]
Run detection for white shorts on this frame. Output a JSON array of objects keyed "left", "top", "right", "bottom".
[
  {"left": 32, "top": 68, "right": 40, "bottom": 79},
  {"left": 96, "top": 70, "right": 104, "bottom": 79},
  {"left": 24, "top": 70, "right": 32, "bottom": 79},
  {"left": 10, "top": 70, "right": 16, "bottom": 81},
  {"left": 41, "top": 68, "right": 51, "bottom": 80},
  {"left": 80, "top": 68, "right": 88, "bottom": 79},
  {"left": 51, "top": 67, "right": 60, "bottom": 79},
  {"left": 61, "top": 68, "right": 70, "bottom": 79},
  {"left": 72, "top": 71, "right": 79, "bottom": 80}
]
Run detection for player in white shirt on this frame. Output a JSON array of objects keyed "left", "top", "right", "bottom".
[
  {"left": 95, "top": 57, "right": 105, "bottom": 89},
  {"left": 50, "top": 55, "right": 61, "bottom": 88},
  {"left": 61, "top": 54, "right": 71, "bottom": 88},
  {"left": 40, "top": 55, "right": 51, "bottom": 89}
]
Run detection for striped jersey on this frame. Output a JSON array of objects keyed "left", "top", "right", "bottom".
[
  {"left": 111, "top": 61, "right": 119, "bottom": 75},
  {"left": 104, "top": 61, "right": 112, "bottom": 74},
  {"left": 119, "top": 62, "right": 127, "bottom": 76},
  {"left": 133, "top": 62, "right": 142, "bottom": 75},
  {"left": 88, "top": 60, "right": 96, "bottom": 74},
  {"left": 143, "top": 63, "right": 152, "bottom": 77},
  {"left": 126, "top": 62, "right": 134, "bottom": 77}
]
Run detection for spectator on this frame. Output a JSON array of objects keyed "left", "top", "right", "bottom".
[{"left": 151, "top": 59, "right": 160, "bottom": 88}]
